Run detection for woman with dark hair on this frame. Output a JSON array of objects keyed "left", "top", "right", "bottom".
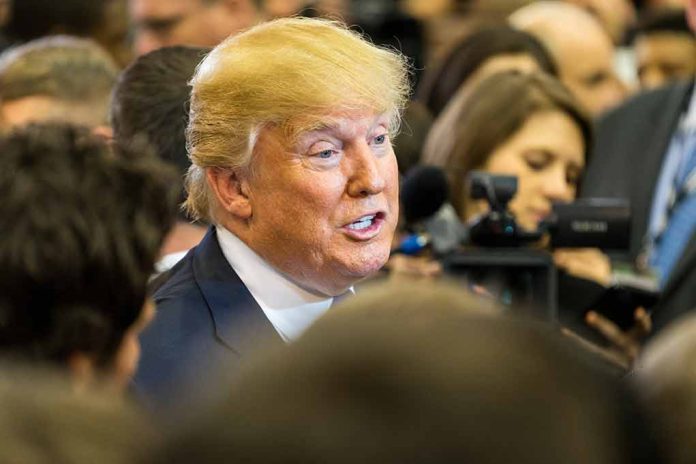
[{"left": 417, "top": 25, "right": 558, "bottom": 118}]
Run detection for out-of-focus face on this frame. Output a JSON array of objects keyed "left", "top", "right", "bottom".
[
  {"left": 110, "top": 299, "right": 155, "bottom": 393},
  {"left": 556, "top": 28, "right": 626, "bottom": 116},
  {"left": 129, "top": 0, "right": 254, "bottom": 56},
  {"left": 234, "top": 110, "right": 399, "bottom": 296},
  {"left": 636, "top": 32, "right": 696, "bottom": 90},
  {"left": 470, "top": 110, "right": 585, "bottom": 231},
  {"left": 263, "top": 0, "right": 307, "bottom": 18}
]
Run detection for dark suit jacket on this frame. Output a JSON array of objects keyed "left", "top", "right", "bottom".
[
  {"left": 581, "top": 80, "right": 696, "bottom": 333},
  {"left": 134, "top": 227, "right": 282, "bottom": 416}
]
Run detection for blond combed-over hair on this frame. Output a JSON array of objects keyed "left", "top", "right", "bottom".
[{"left": 185, "top": 17, "right": 411, "bottom": 222}]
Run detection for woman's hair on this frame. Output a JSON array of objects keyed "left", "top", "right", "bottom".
[
  {"left": 185, "top": 17, "right": 411, "bottom": 222},
  {"left": 422, "top": 70, "right": 591, "bottom": 214},
  {"left": 417, "top": 25, "right": 557, "bottom": 118}
]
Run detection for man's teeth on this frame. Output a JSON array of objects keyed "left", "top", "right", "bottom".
[{"left": 348, "top": 215, "right": 376, "bottom": 230}]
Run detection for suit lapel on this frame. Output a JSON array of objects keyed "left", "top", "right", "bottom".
[
  {"left": 631, "top": 82, "right": 693, "bottom": 258},
  {"left": 192, "top": 227, "right": 281, "bottom": 355}
]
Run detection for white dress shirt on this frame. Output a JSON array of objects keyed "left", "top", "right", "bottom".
[{"left": 216, "top": 226, "right": 344, "bottom": 342}]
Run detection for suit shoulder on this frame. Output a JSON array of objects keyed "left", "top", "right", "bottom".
[
  {"left": 598, "top": 82, "right": 690, "bottom": 130},
  {"left": 153, "top": 250, "right": 197, "bottom": 304}
]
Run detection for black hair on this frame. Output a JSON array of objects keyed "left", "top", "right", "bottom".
[
  {"left": 0, "top": 124, "right": 178, "bottom": 366},
  {"left": 417, "top": 25, "right": 558, "bottom": 118},
  {"left": 4, "top": 0, "right": 107, "bottom": 42},
  {"left": 111, "top": 46, "right": 210, "bottom": 221},
  {"left": 630, "top": 8, "right": 692, "bottom": 42}
]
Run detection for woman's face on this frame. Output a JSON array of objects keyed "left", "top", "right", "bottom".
[{"left": 469, "top": 110, "right": 585, "bottom": 231}]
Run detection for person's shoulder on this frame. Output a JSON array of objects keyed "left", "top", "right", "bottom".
[
  {"left": 152, "top": 249, "right": 197, "bottom": 303},
  {"left": 599, "top": 81, "right": 691, "bottom": 127}
]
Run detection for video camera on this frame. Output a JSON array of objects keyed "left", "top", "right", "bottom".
[{"left": 399, "top": 167, "right": 655, "bottom": 326}]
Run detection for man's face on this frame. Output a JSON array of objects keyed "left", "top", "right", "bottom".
[
  {"left": 129, "top": 0, "right": 252, "bottom": 56},
  {"left": 235, "top": 110, "right": 399, "bottom": 296},
  {"left": 636, "top": 32, "right": 696, "bottom": 90},
  {"left": 556, "top": 27, "right": 626, "bottom": 116}
]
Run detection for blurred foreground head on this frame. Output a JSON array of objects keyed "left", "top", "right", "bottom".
[
  {"left": 0, "top": 36, "right": 118, "bottom": 129},
  {"left": 0, "top": 124, "right": 177, "bottom": 391},
  {"left": 0, "top": 366, "right": 155, "bottom": 464},
  {"left": 153, "top": 281, "right": 653, "bottom": 464},
  {"left": 635, "top": 313, "right": 696, "bottom": 464}
]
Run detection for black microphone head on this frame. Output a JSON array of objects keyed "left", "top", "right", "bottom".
[{"left": 401, "top": 165, "right": 449, "bottom": 224}]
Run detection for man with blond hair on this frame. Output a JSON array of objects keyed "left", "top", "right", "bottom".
[{"left": 134, "top": 17, "right": 410, "bottom": 414}]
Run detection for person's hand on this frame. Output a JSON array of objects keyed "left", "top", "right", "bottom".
[
  {"left": 387, "top": 254, "right": 442, "bottom": 280},
  {"left": 553, "top": 247, "right": 612, "bottom": 286},
  {"left": 586, "top": 307, "right": 651, "bottom": 365},
  {"left": 562, "top": 307, "right": 652, "bottom": 370}
]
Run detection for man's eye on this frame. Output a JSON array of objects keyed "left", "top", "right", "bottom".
[
  {"left": 315, "top": 149, "right": 336, "bottom": 159},
  {"left": 373, "top": 134, "right": 387, "bottom": 145}
]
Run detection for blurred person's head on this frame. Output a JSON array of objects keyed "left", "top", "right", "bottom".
[
  {"left": 634, "top": 313, "right": 696, "bottom": 464},
  {"left": 564, "top": 0, "right": 636, "bottom": 44},
  {"left": 111, "top": 45, "right": 209, "bottom": 220},
  {"left": 418, "top": 25, "right": 558, "bottom": 118},
  {"left": 0, "top": 124, "right": 177, "bottom": 391},
  {"left": 129, "top": 0, "right": 259, "bottom": 56},
  {"left": 0, "top": 367, "right": 156, "bottom": 463},
  {"left": 633, "top": 9, "right": 696, "bottom": 89},
  {"left": 510, "top": 1, "right": 627, "bottom": 116},
  {"left": 151, "top": 280, "right": 648, "bottom": 464},
  {"left": 0, "top": 36, "right": 118, "bottom": 129},
  {"left": 423, "top": 71, "right": 591, "bottom": 232},
  {"left": 185, "top": 17, "right": 410, "bottom": 296},
  {"left": 4, "top": 0, "right": 131, "bottom": 67}
]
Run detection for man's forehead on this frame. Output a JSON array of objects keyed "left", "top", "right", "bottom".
[{"left": 299, "top": 111, "right": 392, "bottom": 137}]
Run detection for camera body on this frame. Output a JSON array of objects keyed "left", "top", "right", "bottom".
[
  {"left": 466, "top": 171, "right": 631, "bottom": 250},
  {"left": 444, "top": 171, "right": 633, "bottom": 322}
]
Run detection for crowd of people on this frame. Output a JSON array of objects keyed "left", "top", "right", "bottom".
[{"left": 1, "top": 0, "right": 696, "bottom": 463}]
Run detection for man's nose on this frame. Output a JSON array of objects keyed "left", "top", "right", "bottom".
[
  {"left": 346, "top": 143, "right": 387, "bottom": 198},
  {"left": 641, "top": 66, "right": 666, "bottom": 90},
  {"left": 134, "top": 33, "right": 160, "bottom": 57}
]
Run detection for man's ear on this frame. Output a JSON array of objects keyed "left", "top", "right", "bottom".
[{"left": 206, "top": 167, "right": 253, "bottom": 219}]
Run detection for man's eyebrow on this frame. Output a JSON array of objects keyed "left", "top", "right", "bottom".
[{"left": 139, "top": 15, "right": 183, "bottom": 31}]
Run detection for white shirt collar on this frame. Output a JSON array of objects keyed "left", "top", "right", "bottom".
[{"left": 215, "top": 225, "right": 345, "bottom": 342}]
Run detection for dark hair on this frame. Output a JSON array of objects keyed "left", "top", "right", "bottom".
[
  {"left": 417, "top": 25, "right": 558, "bottom": 118},
  {"left": 111, "top": 46, "right": 209, "bottom": 220},
  {"left": 151, "top": 281, "right": 653, "bottom": 464},
  {"left": 423, "top": 71, "right": 591, "bottom": 213},
  {"left": 0, "top": 124, "right": 178, "bottom": 366},
  {"left": 5, "top": 0, "right": 107, "bottom": 42},
  {"left": 631, "top": 8, "right": 692, "bottom": 40}
]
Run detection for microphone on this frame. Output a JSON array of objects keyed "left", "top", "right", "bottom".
[{"left": 400, "top": 166, "right": 468, "bottom": 255}]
